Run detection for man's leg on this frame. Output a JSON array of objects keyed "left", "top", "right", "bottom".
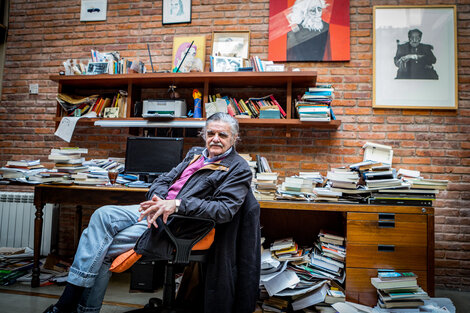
[
  {"left": 44, "top": 204, "right": 142, "bottom": 313},
  {"left": 76, "top": 220, "right": 148, "bottom": 313}
]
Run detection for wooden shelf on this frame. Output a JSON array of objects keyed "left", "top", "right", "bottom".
[
  {"left": 51, "top": 71, "right": 342, "bottom": 130},
  {"left": 50, "top": 71, "right": 318, "bottom": 88},
  {"left": 53, "top": 117, "right": 341, "bottom": 129}
]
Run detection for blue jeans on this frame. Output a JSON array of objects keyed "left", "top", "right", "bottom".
[{"left": 66, "top": 204, "right": 148, "bottom": 313}]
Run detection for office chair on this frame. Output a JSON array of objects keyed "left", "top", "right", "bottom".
[{"left": 125, "top": 215, "right": 216, "bottom": 313}]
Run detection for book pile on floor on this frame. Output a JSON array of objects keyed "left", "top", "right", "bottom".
[
  {"left": 258, "top": 231, "right": 347, "bottom": 311},
  {"left": 295, "top": 84, "right": 335, "bottom": 122},
  {"left": 0, "top": 247, "right": 35, "bottom": 286},
  {"left": 371, "top": 271, "right": 429, "bottom": 312}
]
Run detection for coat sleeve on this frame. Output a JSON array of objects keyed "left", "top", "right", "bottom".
[{"left": 178, "top": 161, "right": 253, "bottom": 224}]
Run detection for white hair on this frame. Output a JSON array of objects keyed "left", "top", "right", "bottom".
[{"left": 288, "top": 0, "right": 327, "bottom": 27}]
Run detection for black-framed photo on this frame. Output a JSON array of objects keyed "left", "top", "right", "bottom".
[
  {"left": 373, "top": 6, "right": 457, "bottom": 109},
  {"left": 86, "top": 62, "right": 108, "bottom": 75},
  {"left": 162, "top": 0, "right": 191, "bottom": 25}
]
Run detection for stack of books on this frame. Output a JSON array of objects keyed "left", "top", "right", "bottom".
[
  {"left": 49, "top": 147, "right": 88, "bottom": 174},
  {"left": 0, "top": 159, "right": 45, "bottom": 183},
  {"left": 310, "top": 231, "right": 346, "bottom": 283},
  {"left": 254, "top": 172, "right": 278, "bottom": 200},
  {"left": 312, "top": 187, "right": 342, "bottom": 202},
  {"left": 371, "top": 271, "right": 429, "bottom": 311},
  {"left": 295, "top": 84, "right": 335, "bottom": 122},
  {"left": 326, "top": 169, "right": 360, "bottom": 190}
]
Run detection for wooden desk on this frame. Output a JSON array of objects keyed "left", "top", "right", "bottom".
[
  {"left": 32, "top": 184, "right": 147, "bottom": 287},
  {"left": 33, "top": 185, "right": 434, "bottom": 306}
]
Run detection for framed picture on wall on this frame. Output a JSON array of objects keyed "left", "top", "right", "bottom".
[
  {"left": 373, "top": 6, "right": 458, "bottom": 109},
  {"left": 211, "top": 31, "right": 250, "bottom": 59},
  {"left": 268, "top": 0, "right": 350, "bottom": 62},
  {"left": 172, "top": 36, "right": 205, "bottom": 73},
  {"left": 163, "top": 0, "right": 192, "bottom": 25}
]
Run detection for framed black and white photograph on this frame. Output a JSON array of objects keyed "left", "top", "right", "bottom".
[
  {"left": 212, "top": 31, "right": 250, "bottom": 59},
  {"left": 212, "top": 56, "right": 243, "bottom": 72},
  {"left": 163, "top": 0, "right": 191, "bottom": 25},
  {"left": 80, "top": 0, "right": 107, "bottom": 22},
  {"left": 86, "top": 62, "right": 108, "bottom": 75},
  {"left": 373, "top": 6, "right": 457, "bottom": 109}
]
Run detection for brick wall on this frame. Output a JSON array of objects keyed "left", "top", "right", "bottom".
[{"left": 0, "top": 0, "right": 469, "bottom": 290}]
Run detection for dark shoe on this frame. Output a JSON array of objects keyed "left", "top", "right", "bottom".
[
  {"left": 42, "top": 305, "right": 76, "bottom": 313},
  {"left": 42, "top": 305, "right": 61, "bottom": 313}
]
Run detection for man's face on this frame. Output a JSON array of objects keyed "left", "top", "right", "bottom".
[
  {"left": 302, "top": 0, "right": 324, "bottom": 32},
  {"left": 307, "top": 1, "right": 323, "bottom": 19},
  {"left": 205, "top": 121, "right": 235, "bottom": 158},
  {"left": 409, "top": 32, "right": 421, "bottom": 48}
]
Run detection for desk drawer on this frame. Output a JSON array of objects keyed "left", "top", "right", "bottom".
[
  {"left": 347, "top": 213, "right": 427, "bottom": 246},
  {"left": 345, "top": 268, "right": 428, "bottom": 306},
  {"left": 346, "top": 243, "right": 427, "bottom": 270}
]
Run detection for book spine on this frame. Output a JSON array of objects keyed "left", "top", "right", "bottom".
[{"left": 269, "top": 95, "right": 287, "bottom": 117}]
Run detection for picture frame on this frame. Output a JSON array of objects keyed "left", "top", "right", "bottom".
[
  {"left": 163, "top": 0, "right": 192, "bottom": 25},
  {"left": 86, "top": 62, "right": 108, "bottom": 75},
  {"left": 80, "top": 0, "right": 107, "bottom": 22},
  {"left": 268, "top": 0, "right": 350, "bottom": 62},
  {"left": 172, "top": 36, "right": 206, "bottom": 73},
  {"left": 212, "top": 56, "right": 243, "bottom": 72},
  {"left": 211, "top": 31, "right": 250, "bottom": 59},
  {"left": 373, "top": 6, "right": 458, "bottom": 109}
]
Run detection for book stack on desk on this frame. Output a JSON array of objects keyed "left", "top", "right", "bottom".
[
  {"left": 49, "top": 147, "right": 88, "bottom": 174},
  {"left": 371, "top": 271, "right": 429, "bottom": 312},
  {"left": 254, "top": 172, "right": 278, "bottom": 201}
]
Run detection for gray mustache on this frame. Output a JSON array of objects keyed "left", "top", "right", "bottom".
[{"left": 210, "top": 143, "right": 223, "bottom": 147}]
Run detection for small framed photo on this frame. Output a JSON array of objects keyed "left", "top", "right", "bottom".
[
  {"left": 212, "top": 31, "right": 250, "bottom": 59},
  {"left": 86, "top": 62, "right": 108, "bottom": 75},
  {"left": 80, "top": 0, "right": 107, "bottom": 22},
  {"left": 212, "top": 56, "right": 243, "bottom": 72},
  {"left": 373, "top": 6, "right": 458, "bottom": 109},
  {"left": 163, "top": 0, "right": 192, "bottom": 25}
]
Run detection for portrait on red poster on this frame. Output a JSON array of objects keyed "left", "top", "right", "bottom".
[{"left": 268, "top": 0, "right": 350, "bottom": 62}]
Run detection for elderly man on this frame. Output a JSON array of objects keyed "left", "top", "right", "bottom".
[
  {"left": 44, "top": 112, "right": 258, "bottom": 313},
  {"left": 287, "top": 0, "right": 330, "bottom": 61},
  {"left": 394, "top": 28, "right": 438, "bottom": 80}
]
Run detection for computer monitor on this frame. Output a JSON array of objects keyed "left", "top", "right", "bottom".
[{"left": 125, "top": 137, "right": 184, "bottom": 180}]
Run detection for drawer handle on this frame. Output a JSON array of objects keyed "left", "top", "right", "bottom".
[
  {"left": 378, "top": 213, "right": 395, "bottom": 220},
  {"left": 378, "top": 220, "right": 395, "bottom": 228},
  {"left": 378, "top": 244, "right": 395, "bottom": 252}
]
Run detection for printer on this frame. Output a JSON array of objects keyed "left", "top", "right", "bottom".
[{"left": 142, "top": 99, "right": 187, "bottom": 117}]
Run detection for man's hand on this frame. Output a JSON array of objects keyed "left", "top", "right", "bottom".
[{"left": 138, "top": 195, "right": 177, "bottom": 228}]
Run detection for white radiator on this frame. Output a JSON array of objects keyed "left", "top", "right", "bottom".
[{"left": 0, "top": 192, "right": 57, "bottom": 256}]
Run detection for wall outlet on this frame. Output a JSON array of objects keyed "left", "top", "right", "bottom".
[{"left": 29, "top": 83, "right": 39, "bottom": 94}]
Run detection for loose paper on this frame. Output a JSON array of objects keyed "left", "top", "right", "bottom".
[{"left": 55, "top": 117, "right": 80, "bottom": 143}]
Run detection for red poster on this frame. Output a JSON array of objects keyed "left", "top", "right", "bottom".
[{"left": 268, "top": 0, "right": 350, "bottom": 62}]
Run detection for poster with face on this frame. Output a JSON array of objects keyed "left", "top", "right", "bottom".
[{"left": 268, "top": 0, "right": 350, "bottom": 62}]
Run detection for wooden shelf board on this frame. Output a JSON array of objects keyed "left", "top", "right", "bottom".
[
  {"left": 53, "top": 117, "right": 341, "bottom": 129},
  {"left": 50, "top": 71, "right": 318, "bottom": 88}
]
